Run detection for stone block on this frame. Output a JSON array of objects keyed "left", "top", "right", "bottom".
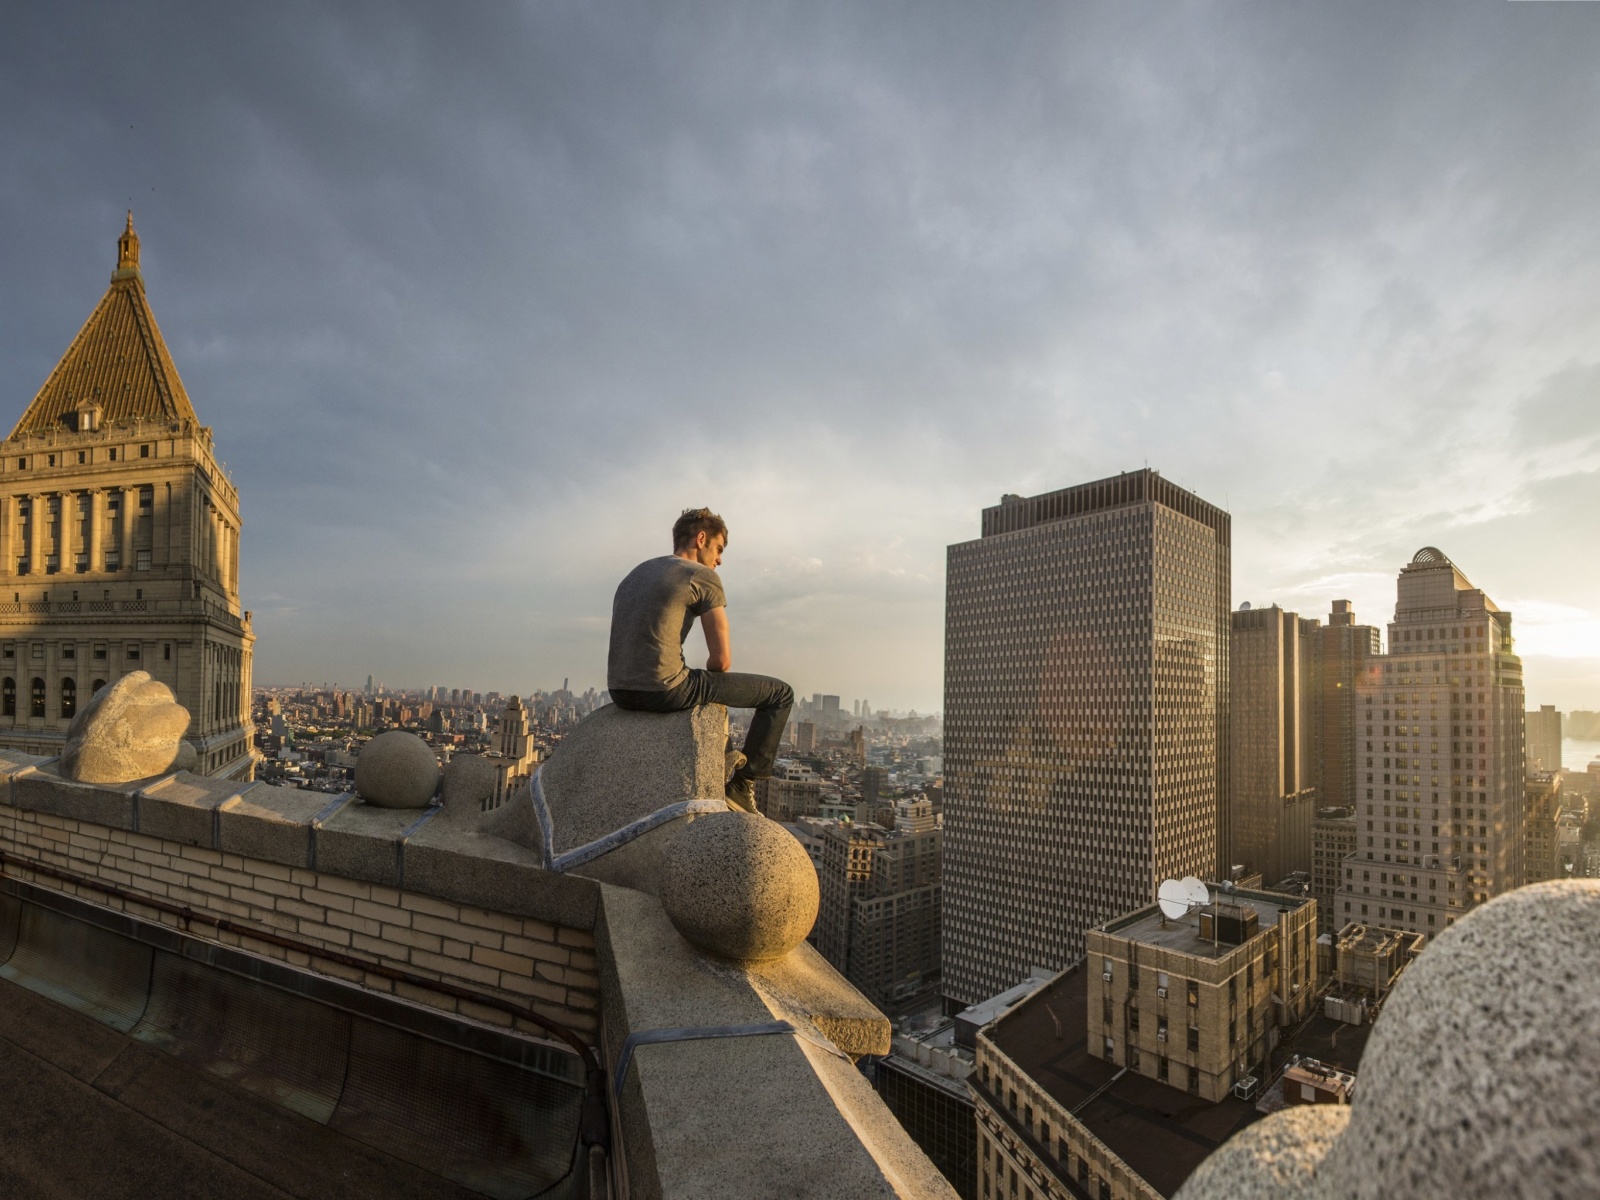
[
  {"left": 136, "top": 773, "right": 253, "bottom": 848},
  {"left": 548, "top": 703, "right": 726, "bottom": 852},
  {"left": 315, "top": 801, "right": 434, "bottom": 887},
  {"left": 0, "top": 750, "right": 57, "bottom": 784},
  {"left": 13, "top": 766, "right": 145, "bottom": 830},
  {"left": 403, "top": 818, "right": 600, "bottom": 931},
  {"left": 216, "top": 785, "right": 332, "bottom": 869},
  {"left": 59, "top": 671, "right": 197, "bottom": 784},
  {"left": 595, "top": 884, "right": 945, "bottom": 1199}
]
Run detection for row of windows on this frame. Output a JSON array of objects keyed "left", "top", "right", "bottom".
[
  {"left": 0, "top": 676, "right": 103, "bottom": 719},
  {"left": 4, "top": 641, "right": 161, "bottom": 664},
  {"left": 17, "top": 549, "right": 150, "bottom": 575},
  {"left": 13, "top": 445, "right": 153, "bottom": 469}
]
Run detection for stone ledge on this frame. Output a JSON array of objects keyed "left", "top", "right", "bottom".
[
  {"left": 597, "top": 884, "right": 955, "bottom": 1199},
  {"left": 0, "top": 752, "right": 599, "bottom": 937}
]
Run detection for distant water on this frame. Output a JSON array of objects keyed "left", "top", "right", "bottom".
[{"left": 1565, "top": 739, "right": 1600, "bottom": 772}]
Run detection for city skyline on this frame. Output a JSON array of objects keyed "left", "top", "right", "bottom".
[{"left": 3, "top": 4, "right": 1599, "bottom": 713}]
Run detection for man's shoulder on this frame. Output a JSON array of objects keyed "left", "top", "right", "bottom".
[{"left": 619, "top": 556, "right": 720, "bottom": 590}]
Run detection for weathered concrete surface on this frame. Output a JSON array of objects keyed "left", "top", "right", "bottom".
[
  {"left": 354, "top": 731, "right": 438, "bottom": 809},
  {"left": 1177, "top": 1106, "right": 1348, "bottom": 1200},
  {"left": 597, "top": 885, "right": 950, "bottom": 1200},
  {"left": 483, "top": 704, "right": 729, "bottom": 897},
  {"left": 1175, "top": 880, "right": 1600, "bottom": 1200},
  {"left": 661, "top": 811, "right": 818, "bottom": 963},
  {"left": 59, "top": 672, "right": 196, "bottom": 784}
]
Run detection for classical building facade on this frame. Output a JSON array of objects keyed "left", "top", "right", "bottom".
[
  {"left": 0, "top": 217, "right": 254, "bottom": 778},
  {"left": 943, "top": 469, "right": 1229, "bottom": 1004},
  {"left": 1336, "top": 547, "right": 1526, "bottom": 939}
]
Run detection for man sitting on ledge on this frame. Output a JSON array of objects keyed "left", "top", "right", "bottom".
[{"left": 607, "top": 507, "right": 794, "bottom": 813}]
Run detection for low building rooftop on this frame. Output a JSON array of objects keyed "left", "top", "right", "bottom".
[
  {"left": 1099, "top": 885, "right": 1311, "bottom": 959},
  {"left": 985, "top": 965, "right": 1371, "bottom": 1198}
]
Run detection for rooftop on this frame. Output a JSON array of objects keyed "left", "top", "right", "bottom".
[
  {"left": 985, "top": 965, "right": 1372, "bottom": 1198},
  {"left": 1099, "top": 886, "right": 1311, "bottom": 959}
]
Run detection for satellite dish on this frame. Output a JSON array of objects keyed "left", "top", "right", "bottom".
[
  {"left": 1240, "top": 601, "right": 1252, "bottom": 611},
  {"left": 1181, "top": 876, "right": 1211, "bottom": 909},
  {"left": 1158, "top": 878, "right": 1191, "bottom": 920}
]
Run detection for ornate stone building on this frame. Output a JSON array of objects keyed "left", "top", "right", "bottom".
[{"left": 0, "top": 216, "right": 254, "bottom": 778}]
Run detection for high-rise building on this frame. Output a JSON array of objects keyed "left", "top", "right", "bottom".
[
  {"left": 0, "top": 217, "right": 254, "bottom": 777},
  {"left": 1316, "top": 600, "right": 1382, "bottom": 810},
  {"left": 943, "top": 469, "right": 1229, "bottom": 1004},
  {"left": 1526, "top": 705, "right": 1562, "bottom": 774},
  {"left": 794, "top": 719, "right": 816, "bottom": 754},
  {"left": 1336, "top": 547, "right": 1526, "bottom": 940},
  {"left": 1228, "top": 604, "right": 1320, "bottom": 885}
]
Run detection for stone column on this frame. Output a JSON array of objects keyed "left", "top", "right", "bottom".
[
  {"left": 0, "top": 496, "right": 11, "bottom": 571},
  {"left": 27, "top": 494, "right": 42, "bottom": 573},
  {"left": 119, "top": 490, "right": 133, "bottom": 570},
  {"left": 88, "top": 490, "right": 103, "bottom": 570}
]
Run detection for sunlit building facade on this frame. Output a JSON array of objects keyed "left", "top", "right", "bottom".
[
  {"left": 0, "top": 217, "right": 254, "bottom": 777},
  {"left": 1337, "top": 548, "right": 1526, "bottom": 939},
  {"left": 943, "top": 469, "right": 1229, "bottom": 1005}
]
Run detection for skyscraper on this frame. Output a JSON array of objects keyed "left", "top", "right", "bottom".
[
  {"left": 943, "top": 469, "right": 1229, "bottom": 1004},
  {"left": 1336, "top": 547, "right": 1526, "bottom": 939},
  {"left": 1228, "top": 604, "right": 1320, "bottom": 885},
  {"left": 0, "top": 217, "right": 254, "bottom": 777}
]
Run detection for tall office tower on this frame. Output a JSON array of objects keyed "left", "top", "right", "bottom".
[
  {"left": 943, "top": 469, "right": 1229, "bottom": 1005},
  {"left": 1229, "top": 604, "right": 1320, "bottom": 885},
  {"left": 1526, "top": 705, "right": 1562, "bottom": 774},
  {"left": 1311, "top": 805, "right": 1358, "bottom": 935},
  {"left": 1336, "top": 547, "right": 1526, "bottom": 939},
  {"left": 1317, "top": 600, "right": 1382, "bottom": 809},
  {"left": 1522, "top": 772, "right": 1563, "bottom": 885},
  {"left": 0, "top": 217, "right": 254, "bottom": 777}
]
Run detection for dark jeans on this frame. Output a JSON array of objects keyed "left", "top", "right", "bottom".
[{"left": 611, "top": 670, "right": 794, "bottom": 780}]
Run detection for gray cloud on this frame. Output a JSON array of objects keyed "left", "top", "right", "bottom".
[{"left": 2, "top": 1, "right": 1599, "bottom": 708}]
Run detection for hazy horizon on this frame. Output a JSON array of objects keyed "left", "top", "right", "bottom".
[{"left": 4, "top": 3, "right": 1598, "bottom": 714}]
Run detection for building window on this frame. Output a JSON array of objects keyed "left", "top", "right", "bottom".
[
  {"left": 163, "top": 643, "right": 171, "bottom": 661},
  {"left": 126, "top": 645, "right": 141, "bottom": 661},
  {"left": 1, "top": 677, "right": 13, "bottom": 717},
  {"left": 16, "top": 559, "right": 29, "bottom": 575},
  {"left": 92, "top": 678, "right": 105, "bottom": 696},
  {"left": 140, "top": 444, "right": 151, "bottom": 459},
  {"left": 109, "top": 448, "right": 117, "bottom": 462},
  {"left": 139, "top": 486, "right": 153, "bottom": 510},
  {"left": 61, "top": 645, "right": 74, "bottom": 660},
  {"left": 135, "top": 550, "right": 151, "bottom": 571},
  {"left": 77, "top": 450, "right": 86, "bottom": 464},
  {"left": 1187, "top": 980, "right": 1199, "bottom": 1007},
  {"left": 1187, "top": 1025, "right": 1199, "bottom": 1051},
  {"left": 1158, "top": 1055, "right": 1169, "bottom": 1082},
  {"left": 29, "top": 677, "right": 45, "bottom": 718},
  {"left": 1188, "top": 1065, "right": 1200, "bottom": 1095},
  {"left": 104, "top": 551, "right": 120, "bottom": 571},
  {"left": 16, "top": 458, "right": 26, "bottom": 469},
  {"left": 60, "top": 678, "right": 76, "bottom": 719},
  {"left": 93, "top": 644, "right": 107, "bottom": 661},
  {"left": 44, "top": 554, "right": 59, "bottom": 574},
  {"left": 74, "top": 553, "right": 88, "bottom": 573}
]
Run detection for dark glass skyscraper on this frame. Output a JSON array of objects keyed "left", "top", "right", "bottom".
[{"left": 942, "top": 469, "right": 1230, "bottom": 1005}]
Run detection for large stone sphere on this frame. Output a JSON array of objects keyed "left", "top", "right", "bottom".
[
  {"left": 660, "top": 810, "right": 819, "bottom": 964},
  {"left": 355, "top": 731, "right": 439, "bottom": 808}
]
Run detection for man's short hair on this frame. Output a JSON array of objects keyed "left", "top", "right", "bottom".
[{"left": 673, "top": 507, "right": 728, "bottom": 551}]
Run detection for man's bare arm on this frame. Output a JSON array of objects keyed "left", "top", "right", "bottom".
[{"left": 702, "top": 606, "right": 732, "bottom": 672}]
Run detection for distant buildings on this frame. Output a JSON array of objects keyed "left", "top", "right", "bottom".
[
  {"left": 0, "top": 216, "right": 254, "bottom": 778},
  {"left": 943, "top": 469, "right": 1229, "bottom": 1004},
  {"left": 1315, "top": 600, "right": 1382, "bottom": 811},
  {"left": 1337, "top": 547, "right": 1526, "bottom": 939},
  {"left": 1527, "top": 704, "right": 1562, "bottom": 773},
  {"left": 1310, "top": 806, "right": 1357, "bottom": 936},
  {"left": 813, "top": 797, "right": 943, "bottom": 1008},
  {"left": 1522, "top": 771, "right": 1563, "bottom": 885}
]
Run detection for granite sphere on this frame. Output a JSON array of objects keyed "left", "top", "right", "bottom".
[
  {"left": 355, "top": 731, "right": 439, "bottom": 808},
  {"left": 660, "top": 810, "right": 819, "bottom": 964}
]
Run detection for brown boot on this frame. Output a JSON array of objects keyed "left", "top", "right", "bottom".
[{"left": 725, "top": 774, "right": 757, "bottom": 813}]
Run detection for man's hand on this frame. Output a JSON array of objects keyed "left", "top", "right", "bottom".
[{"left": 702, "top": 606, "right": 732, "bottom": 672}]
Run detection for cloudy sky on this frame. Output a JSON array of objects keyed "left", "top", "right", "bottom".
[{"left": 2, "top": 2, "right": 1597, "bottom": 714}]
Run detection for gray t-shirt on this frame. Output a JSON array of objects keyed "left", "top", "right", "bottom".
[{"left": 607, "top": 556, "right": 727, "bottom": 692}]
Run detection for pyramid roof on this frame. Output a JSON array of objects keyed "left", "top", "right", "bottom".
[{"left": 9, "top": 214, "right": 201, "bottom": 439}]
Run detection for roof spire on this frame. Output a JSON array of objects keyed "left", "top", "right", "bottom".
[{"left": 114, "top": 211, "right": 142, "bottom": 284}]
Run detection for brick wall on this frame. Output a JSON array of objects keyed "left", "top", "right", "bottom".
[{"left": 0, "top": 800, "right": 599, "bottom": 1040}]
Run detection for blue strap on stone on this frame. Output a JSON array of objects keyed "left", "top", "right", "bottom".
[{"left": 530, "top": 770, "right": 729, "bottom": 873}]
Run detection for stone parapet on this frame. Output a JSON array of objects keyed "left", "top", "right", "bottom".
[{"left": 0, "top": 746, "right": 957, "bottom": 1198}]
